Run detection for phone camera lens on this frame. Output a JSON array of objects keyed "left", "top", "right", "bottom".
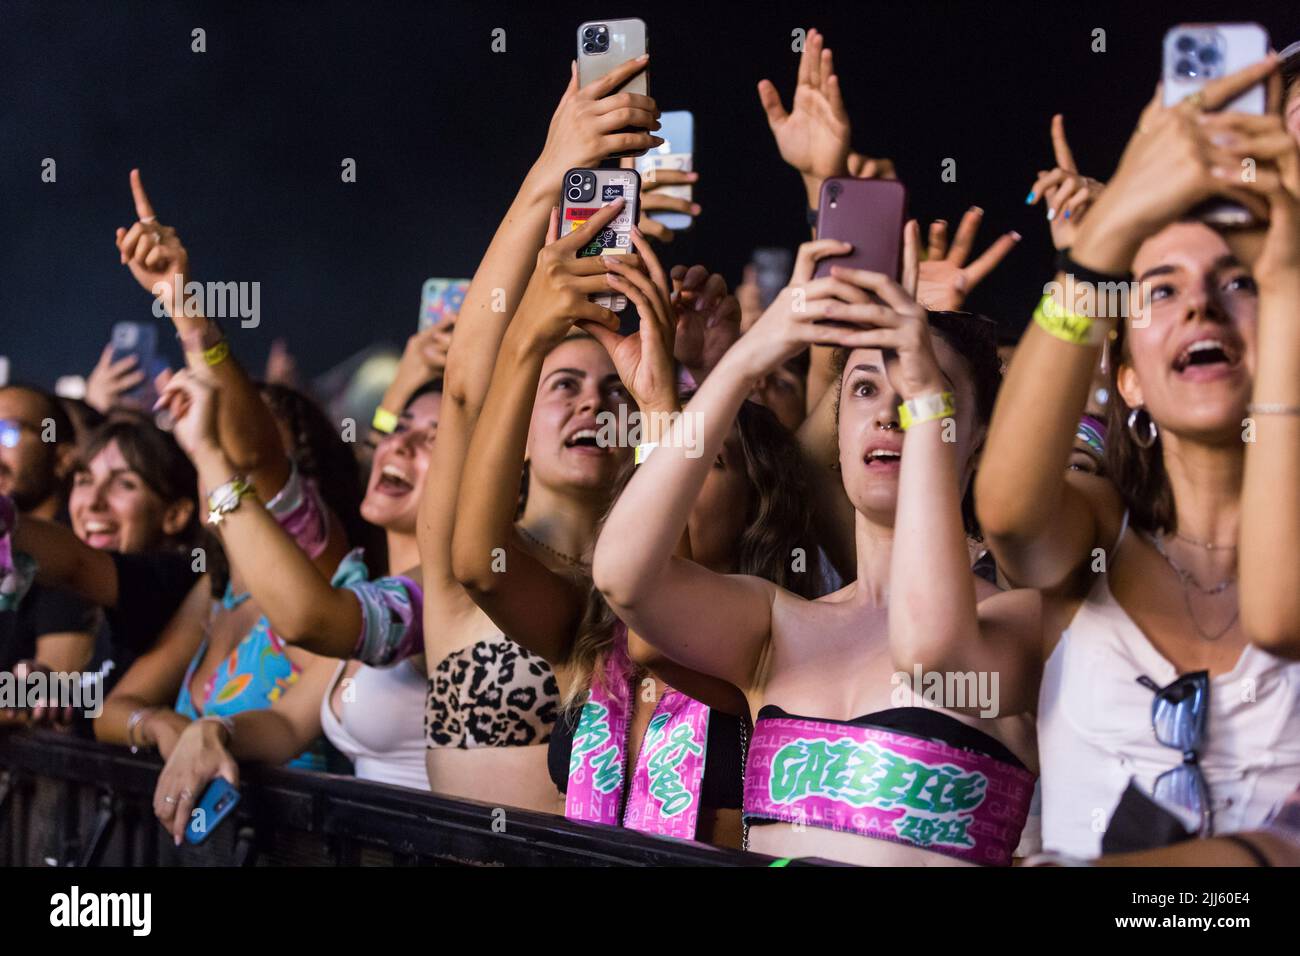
[
  {"left": 583, "top": 41, "right": 595, "bottom": 53},
  {"left": 567, "top": 186, "right": 583, "bottom": 201},
  {"left": 568, "top": 173, "right": 584, "bottom": 186},
  {"left": 583, "top": 27, "right": 595, "bottom": 40},
  {"left": 1197, "top": 46, "right": 1219, "bottom": 65},
  {"left": 1175, "top": 35, "right": 1197, "bottom": 54},
  {"left": 1175, "top": 57, "right": 1198, "bottom": 78}
]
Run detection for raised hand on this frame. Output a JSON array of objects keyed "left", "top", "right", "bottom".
[
  {"left": 511, "top": 200, "right": 629, "bottom": 352},
  {"left": 1026, "top": 115, "right": 1106, "bottom": 249},
  {"left": 757, "top": 28, "right": 852, "bottom": 202},
  {"left": 669, "top": 264, "right": 740, "bottom": 382},
  {"left": 916, "top": 207, "right": 1020, "bottom": 311},
  {"left": 580, "top": 231, "right": 678, "bottom": 414},
  {"left": 85, "top": 343, "right": 147, "bottom": 413},
  {"left": 154, "top": 367, "right": 220, "bottom": 460},
  {"left": 532, "top": 58, "right": 662, "bottom": 187},
  {"left": 626, "top": 163, "right": 701, "bottom": 243},
  {"left": 1072, "top": 55, "right": 1280, "bottom": 274},
  {"left": 114, "top": 169, "right": 190, "bottom": 315}
]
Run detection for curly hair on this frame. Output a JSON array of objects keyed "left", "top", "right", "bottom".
[{"left": 562, "top": 399, "right": 823, "bottom": 711}]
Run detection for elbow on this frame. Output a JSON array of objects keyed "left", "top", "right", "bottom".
[
  {"left": 626, "top": 630, "right": 664, "bottom": 668},
  {"left": 450, "top": 532, "right": 499, "bottom": 599},
  {"left": 591, "top": 539, "right": 642, "bottom": 614},
  {"left": 1241, "top": 606, "right": 1300, "bottom": 661}
]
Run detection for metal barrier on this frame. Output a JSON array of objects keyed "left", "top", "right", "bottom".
[{"left": 0, "top": 729, "right": 771, "bottom": 867}]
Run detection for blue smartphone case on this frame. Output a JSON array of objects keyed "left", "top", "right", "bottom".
[{"left": 185, "top": 777, "right": 241, "bottom": 845}]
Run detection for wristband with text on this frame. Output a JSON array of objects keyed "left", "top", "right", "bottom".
[{"left": 1032, "top": 293, "right": 1108, "bottom": 347}]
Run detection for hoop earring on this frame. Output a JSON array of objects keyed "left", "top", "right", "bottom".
[{"left": 1126, "top": 406, "right": 1158, "bottom": 449}]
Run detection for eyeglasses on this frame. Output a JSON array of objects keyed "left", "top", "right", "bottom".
[
  {"left": 1136, "top": 670, "right": 1213, "bottom": 836},
  {"left": 0, "top": 418, "right": 34, "bottom": 449}
]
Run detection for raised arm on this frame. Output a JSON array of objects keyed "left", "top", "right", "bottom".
[
  {"left": 594, "top": 239, "right": 870, "bottom": 690},
  {"left": 450, "top": 204, "right": 629, "bottom": 661},
  {"left": 419, "top": 57, "right": 660, "bottom": 597},
  {"left": 978, "top": 61, "right": 1278, "bottom": 589},
  {"left": 1222, "top": 108, "right": 1300, "bottom": 655},
  {"left": 114, "top": 169, "right": 289, "bottom": 501},
  {"left": 156, "top": 370, "right": 366, "bottom": 660}
]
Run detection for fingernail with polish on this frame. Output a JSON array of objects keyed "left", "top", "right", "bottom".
[
  {"left": 1046, "top": 208, "right": 1056, "bottom": 222},
  {"left": 1025, "top": 191, "right": 1036, "bottom": 204},
  {"left": 1063, "top": 209, "right": 1071, "bottom": 220},
  {"left": 1010, "top": 231, "right": 1023, "bottom": 242}
]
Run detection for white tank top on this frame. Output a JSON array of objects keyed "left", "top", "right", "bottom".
[
  {"left": 1039, "top": 515, "right": 1300, "bottom": 857},
  {"left": 320, "top": 659, "right": 430, "bottom": 791}
]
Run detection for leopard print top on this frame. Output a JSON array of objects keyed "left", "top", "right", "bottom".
[{"left": 425, "top": 636, "right": 559, "bottom": 748}]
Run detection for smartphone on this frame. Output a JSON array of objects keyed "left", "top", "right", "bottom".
[
  {"left": 812, "top": 178, "right": 908, "bottom": 281},
  {"left": 577, "top": 19, "right": 647, "bottom": 95},
  {"left": 559, "top": 168, "right": 641, "bottom": 311},
  {"left": 0, "top": 356, "right": 9, "bottom": 388},
  {"left": 635, "top": 111, "right": 693, "bottom": 232},
  {"left": 1163, "top": 23, "right": 1269, "bottom": 228},
  {"left": 751, "top": 248, "right": 793, "bottom": 309},
  {"left": 185, "top": 777, "right": 241, "bottom": 846},
  {"left": 418, "top": 278, "right": 470, "bottom": 330},
  {"left": 1162, "top": 23, "right": 1269, "bottom": 113},
  {"left": 109, "top": 321, "right": 161, "bottom": 403}
]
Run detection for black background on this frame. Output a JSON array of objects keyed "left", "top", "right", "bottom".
[{"left": 2, "top": 1, "right": 1295, "bottom": 386}]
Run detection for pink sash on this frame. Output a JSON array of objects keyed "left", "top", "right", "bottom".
[
  {"left": 565, "top": 626, "right": 710, "bottom": 840},
  {"left": 745, "top": 713, "right": 1034, "bottom": 866}
]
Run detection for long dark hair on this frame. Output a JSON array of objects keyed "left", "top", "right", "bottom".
[
  {"left": 1104, "top": 322, "right": 1174, "bottom": 533},
  {"left": 564, "top": 399, "right": 823, "bottom": 710},
  {"left": 79, "top": 414, "right": 199, "bottom": 548}
]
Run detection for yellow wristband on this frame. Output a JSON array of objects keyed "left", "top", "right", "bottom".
[
  {"left": 898, "top": 391, "right": 955, "bottom": 431},
  {"left": 634, "top": 442, "right": 658, "bottom": 465},
  {"left": 1032, "top": 293, "right": 1107, "bottom": 346},
  {"left": 201, "top": 341, "right": 230, "bottom": 367},
  {"left": 372, "top": 406, "right": 399, "bottom": 434}
]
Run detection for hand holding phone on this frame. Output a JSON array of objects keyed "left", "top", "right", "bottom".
[
  {"left": 185, "top": 777, "right": 241, "bottom": 846},
  {"left": 813, "top": 178, "right": 908, "bottom": 281},
  {"left": 559, "top": 168, "right": 641, "bottom": 311}
]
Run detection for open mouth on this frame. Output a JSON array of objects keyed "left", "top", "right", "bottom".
[
  {"left": 863, "top": 448, "right": 902, "bottom": 469},
  {"left": 374, "top": 463, "right": 414, "bottom": 496},
  {"left": 564, "top": 428, "right": 605, "bottom": 452},
  {"left": 1172, "top": 337, "right": 1240, "bottom": 376},
  {"left": 81, "top": 520, "right": 120, "bottom": 549}
]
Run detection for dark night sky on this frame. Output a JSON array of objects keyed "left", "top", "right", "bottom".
[{"left": 2, "top": 0, "right": 1295, "bottom": 387}]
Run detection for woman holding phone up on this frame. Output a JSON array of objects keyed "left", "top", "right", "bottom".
[
  {"left": 594, "top": 229, "right": 1037, "bottom": 867},
  {"left": 901, "top": 57, "right": 1300, "bottom": 859},
  {"left": 414, "top": 55, "right": 664, "bottom": 810}
]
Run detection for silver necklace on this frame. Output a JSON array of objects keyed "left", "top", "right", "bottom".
[
  {"left": 1151, "top": 531, "right": 1238, "bottom": 641},
  {"left": 1174, "top": 530, "right": 1237, "bottom": 552}
]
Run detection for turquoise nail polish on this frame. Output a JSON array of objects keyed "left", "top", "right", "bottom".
[{"left": 1025, "top": 191, "right": 1036, "bottom": 204}]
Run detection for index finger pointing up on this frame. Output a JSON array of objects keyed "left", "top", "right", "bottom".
[
  {"left": 130, "top": 168, "right": 158, "bottom": 222},
  {"left": 1050, "top": 115, "right": 1078, "bottom": 173}
]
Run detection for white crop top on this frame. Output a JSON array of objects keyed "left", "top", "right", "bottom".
[
  {"left": 320, "top": 659, "right": 430, "bottom": 791},
  {"left": 1039, "top": 516, "right": 1300, "bottom": 857}
]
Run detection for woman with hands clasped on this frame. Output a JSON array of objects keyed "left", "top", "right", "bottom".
[
  {"left": 940, "top": 55, "right": 1300, "bottom": 861},
  {"left": 414, "top": 56, "right": 665, "bottom": 810},
  {"left": 594, "top": 228, "right": 1037, "bottom": 866}
]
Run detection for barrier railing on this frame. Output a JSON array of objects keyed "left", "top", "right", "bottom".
[{"left": 0, "top": 729, "right": 772, "bottom": 867}]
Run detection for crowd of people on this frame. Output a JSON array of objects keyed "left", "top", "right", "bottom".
[{"left": 3, "top": 26, "right": 1300, "bottom": 868}]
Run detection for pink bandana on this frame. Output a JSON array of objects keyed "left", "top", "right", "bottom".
[
  {"left": 565, "top": 625, "right": 711, "bottom": 840},
  {"left": 745, "top": 713, "right": 1034, "bottom": 866}
]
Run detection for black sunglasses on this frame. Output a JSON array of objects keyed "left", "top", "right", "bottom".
[{"left": 1136, "top": 670, "right": 1212, "bottom": 836}]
